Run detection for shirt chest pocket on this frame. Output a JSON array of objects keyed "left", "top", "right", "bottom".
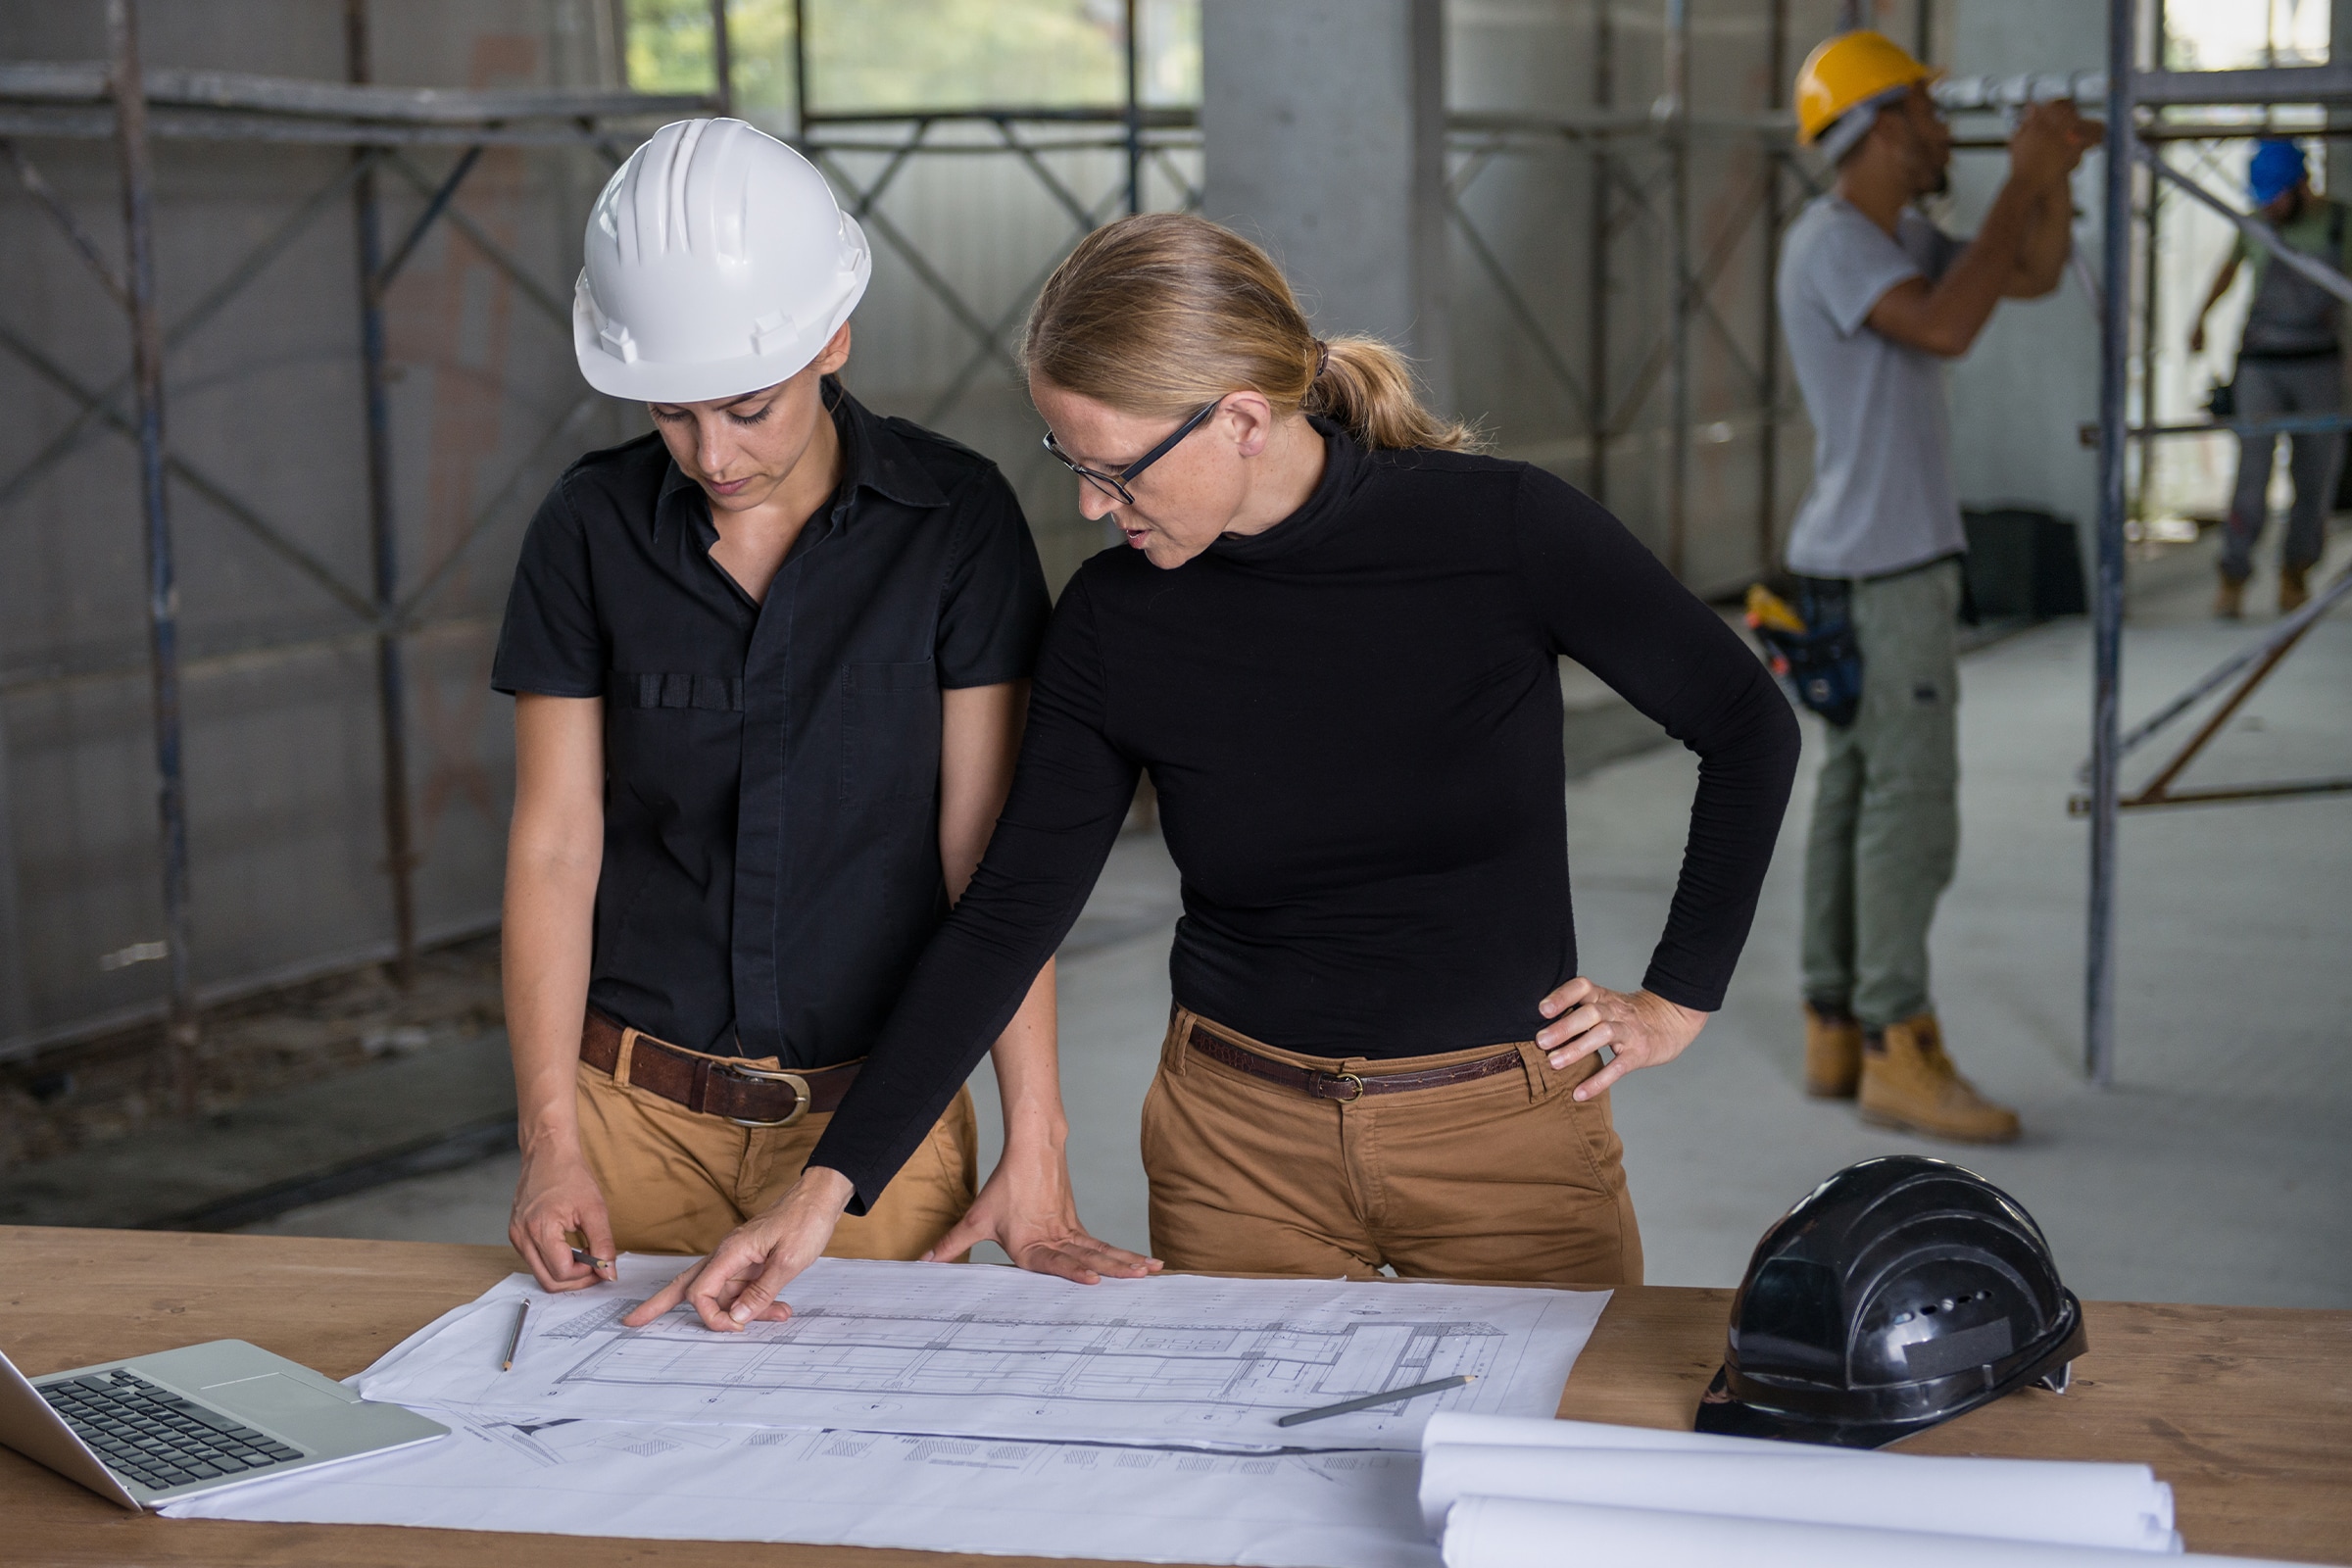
[{"left": 840, "top": 660, "right": 941, "bottom": 806}]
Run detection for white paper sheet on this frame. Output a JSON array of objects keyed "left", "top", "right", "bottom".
[
  {"left": 1420, "top": 1412, "right": 1870, "bottom": 1457},
  {"left": 1441, "top": 1496, "right": 2323, "bottom": 1568},
  {"left": 164, "top": 1404, "right": 1441, "bottom": 1568},
  {"left": 358, "top": 1255, "right": 1610, "bottom": 1451},
  {"left": 1417, "top": 1443, "right": 2179, "bottom": 1550}
]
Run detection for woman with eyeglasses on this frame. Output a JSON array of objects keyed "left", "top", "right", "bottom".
[{"left": 628, "top": 213, "right": 1800, "bottom": 1333}]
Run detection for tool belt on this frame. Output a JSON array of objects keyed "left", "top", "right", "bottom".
[
  {"left": 581, "top": 1011, "right": 858, "bottom": 1128},
  {"left": 1184, "top": 1021, "right": 1521, "bottom": 1102}
]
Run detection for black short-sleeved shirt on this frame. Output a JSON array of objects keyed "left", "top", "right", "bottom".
[{"left": 490, "top": 382, "right": 1050, "bottom": 1067}]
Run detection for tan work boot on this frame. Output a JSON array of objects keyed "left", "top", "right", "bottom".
[
  {"left": 2214, "top": 570, "right": 2245, "bottom": 619},
  {"left": 1804, "top": 1003, "right": 1863, "bottom": 1098},
  {"left": 1858, "top": 1013, "right": 2020, "bottom": 1144},
  {"left": 2279, "top": 563, "right": 2309, "bottom": 614}
]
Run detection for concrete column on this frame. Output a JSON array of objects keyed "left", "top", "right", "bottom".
[{"left": 1200, "top": 0, "right": 1450, "bottom": 407}]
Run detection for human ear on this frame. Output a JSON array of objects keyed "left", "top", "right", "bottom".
[
  {"left": 1223, "top": 390, "right": 1276, "bottom": 459},
  {"left": 813, "top": 321, "right": 853, "bottom": 376}
]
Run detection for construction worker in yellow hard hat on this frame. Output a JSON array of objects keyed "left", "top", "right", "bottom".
[
  {"left": 1794, "top": 29, "right": 1940, "bottom": 160},
  {"left": 1774, "top": 34, "right": 2101, "bottom": 1144}
]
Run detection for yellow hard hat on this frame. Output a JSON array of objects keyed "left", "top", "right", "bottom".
[{"left": 1794, "top": 30, "right": 1937, "bottom": 146}]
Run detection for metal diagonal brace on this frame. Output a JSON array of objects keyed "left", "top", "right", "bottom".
[
  {"left": 0, "top": 318, "right": 375, "bottom": 620},
  {"left": 1445, "top": 192, "right": 1591, "bottom": 422},
  {"left": 1, "top": 137, "right": 131, "bottom": 310},
  {"left": 923, "top": 181, "right": 1129, "bottom": 426},
  {"left": 384, "top": 152, "right": 569, "bottom": 329},
  {"left": 394, "top": 392, "right": 603, "bottom": 623},
  {"left": 2074, "top": 561, "right": 2352, "bottom": 785},
  {"left": 2139, "top": 146, "right": 2352, "bottom": 307},
  {"left": 0, "top": 151, "right": 379, "bottom": 515},
  {"left": 375, "top": 144, "right": 481, "bottom": 293},
  {"left": 813, "top": 147, "right": 1013, "bottom": 373}
]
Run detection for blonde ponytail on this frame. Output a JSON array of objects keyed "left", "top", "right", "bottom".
[{"left": 1023, "top": 214, "right": 1480, "bottom": 454}]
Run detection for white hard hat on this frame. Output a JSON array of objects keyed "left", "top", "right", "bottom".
[{"left": 572, "top": 118, "right": 871, "bottom": 404}]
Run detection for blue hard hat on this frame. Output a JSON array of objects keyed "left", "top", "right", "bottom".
[{"left": 2249, "top": 139, "right": 2308, "bottom": 207}]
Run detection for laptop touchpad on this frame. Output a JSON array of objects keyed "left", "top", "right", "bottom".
[{"left": 200, "top": 1373, "right": 349, "bottom": 1431}]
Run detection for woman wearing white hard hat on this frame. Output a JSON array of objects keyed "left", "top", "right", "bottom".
[
  {"left": 493, "top": 119, "right": 1152, "bottom": 1295},
  {"left": 628, "top": 213, "right": 1800, "bottom": 1336}
]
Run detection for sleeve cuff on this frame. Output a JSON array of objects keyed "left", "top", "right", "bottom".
[{"left": 1640, "top": 967, "right": 1725, "bottom": 1015}]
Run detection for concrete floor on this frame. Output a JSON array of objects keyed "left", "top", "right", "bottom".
[{"left": 251, "top": 532, "right": 2352, "bottom": 1308}]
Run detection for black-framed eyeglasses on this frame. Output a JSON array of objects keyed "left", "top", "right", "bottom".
[{"left": 1041, "top": 396, "right": 1226, "bottom": 507}]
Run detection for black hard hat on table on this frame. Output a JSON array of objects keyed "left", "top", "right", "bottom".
[{"left": 1696, "top": 1154, "right": 2085, "bottom": 1449}]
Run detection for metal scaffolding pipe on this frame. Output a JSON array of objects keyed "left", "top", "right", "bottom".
[
  {"left": 107, "top": 0, "right": 200, "bottom": 1111},
  {"left": 708, "top": 0, "right": 733, "bottom": 119},
  {"left": 1585, "top": 0, "right": 1611, "bottom": 505},
  {"left": 1123, "top": 0, "right": 1143, "bottom": 215},
  {"left": 1662, "top": 0, "right": 1691, "bottom": 576},
  {"left": 345, "top": 0, "right": 417, "bottom": 991},
  {"left": 1936, "top": 63, "right": 2352, "bottom": 113},
  {"left": 2085, "top": 0, "right": 2134, "bottom": 1088},
  {"left": 1757, "top": 0, "right": 1787, "bottom": 576}
]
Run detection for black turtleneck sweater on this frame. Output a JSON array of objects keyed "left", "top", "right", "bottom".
[{"left": 811, "top": 427, "right": 1800, "bottom": 1210}]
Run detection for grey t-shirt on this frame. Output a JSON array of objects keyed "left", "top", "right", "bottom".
[{"left": 1779, "top": 193, "right": 1968, "bottom": 579}]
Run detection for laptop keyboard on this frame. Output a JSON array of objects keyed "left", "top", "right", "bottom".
[{"left": 37, "top": 1368, "right": 306, "bottom": 1493}]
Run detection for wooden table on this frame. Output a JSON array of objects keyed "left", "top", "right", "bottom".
[{"left": 2, "top": 1227, "right": 2346, "bottom": 1566}]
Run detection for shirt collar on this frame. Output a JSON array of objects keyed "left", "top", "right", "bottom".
[{"left": 648, "top": 378, "right": 949, "bottom": 544}]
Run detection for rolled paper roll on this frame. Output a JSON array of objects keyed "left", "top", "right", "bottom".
[
  {"left": 1443, "top": 1496, "right": 2307, "bottom": 1568},
  {"left": 1419, "top": 1443, "right": 2176, "bottom": 1550}
]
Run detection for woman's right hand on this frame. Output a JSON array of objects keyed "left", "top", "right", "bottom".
[{"left": 509, "top": 1146, "right": 616, "bottom": 1292}]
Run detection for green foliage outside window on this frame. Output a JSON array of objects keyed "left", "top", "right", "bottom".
[{"left": 625, "top": 0, "right": 1199, "bottom": 120}]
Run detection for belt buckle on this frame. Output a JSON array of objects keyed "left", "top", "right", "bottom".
[
  {"left": 715, "top": 1060, "right": 813, "bottom": 1128},
  {"left": 1319, "top": 1071, "right": 1366, "bottom": 1103}
]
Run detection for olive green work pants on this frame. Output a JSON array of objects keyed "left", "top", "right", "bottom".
[{"left": 1800, "top": 556, "right": 1962, "bottom": 1030}]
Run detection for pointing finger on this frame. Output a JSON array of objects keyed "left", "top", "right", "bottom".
[{"left": 621, "top": 1262, "right": 703, "bottom": 1328}]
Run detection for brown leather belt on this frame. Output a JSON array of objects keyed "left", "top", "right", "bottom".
[
  {"left": 581, "top": 1011, "right": 858, "bottom": 1128},
  {"left": 1184, "top": 1022, "right": 1523, "bottom": 1102}
]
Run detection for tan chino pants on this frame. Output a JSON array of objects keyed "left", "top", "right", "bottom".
[
  {"left": 1141, "top": 1008, "right": 1642, "bottom": 1287},
  {"left": 575, "top": 1033, "right": 977, "bottom": 1261}
]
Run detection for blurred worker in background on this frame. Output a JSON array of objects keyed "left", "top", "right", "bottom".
[
  {"left": 495, "top": 119, "right": 1149, "bottom": 1295},
  {"left": 1779, "top": 32, "right": 2099, "bottom": 1142},
  {"left": 2189, "top": 138, "right": 2346, "bottom": 618}
]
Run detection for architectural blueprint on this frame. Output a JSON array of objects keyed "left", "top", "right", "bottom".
[
  {"left": 165, "top": 1404, "right": 1440, "bottom": 1567},
  {"left": 357, "top": 1255, "right": 1609, "bottom": 1450}
]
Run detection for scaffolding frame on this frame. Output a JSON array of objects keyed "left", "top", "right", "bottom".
[
  {"left": 1936, "top": 39, "right": 2352, "bottom": 1084},
  {"left": 0, "top": 0, "right": 1836, "bottom": 1064},
  {"left": 23, "top": 3, "right": 2337, "bottom": 1090},
  {"left": 0, "top": 0, "right": 710, "bottom": 1072}
]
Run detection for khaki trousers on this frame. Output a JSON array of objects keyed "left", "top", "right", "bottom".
[
  {"left": 574, "top": 1040, "right": 977, "bottom": 1261},
  {"left": 1141, "top": 1008, "right": 1642, "bottom": 1287}
]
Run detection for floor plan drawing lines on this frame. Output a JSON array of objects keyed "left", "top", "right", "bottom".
[
  {"left": 556, "top": 1305, "right": 1510, "bottom": 1413},
  {"left": 355, "top": 1255, "right": 1612, "bottom": 1451}
]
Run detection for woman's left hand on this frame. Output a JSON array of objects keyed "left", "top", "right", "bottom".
[
  {"left": 1535, "top": 978, "right": 1707, "bottom": 1100},
  {"left": 923, "top": 1141, "right": 1160, "bottom": 1284}
]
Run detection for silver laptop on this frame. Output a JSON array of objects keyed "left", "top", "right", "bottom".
[{"left": 1, "top": 1339, "right": 446, "bottom": 1510}]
